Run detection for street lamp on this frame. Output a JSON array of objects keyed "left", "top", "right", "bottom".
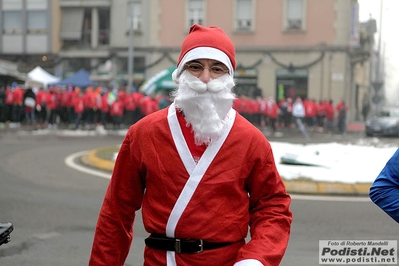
[{"left": 127, "top": 0, "right": 134, "bottom": 92}]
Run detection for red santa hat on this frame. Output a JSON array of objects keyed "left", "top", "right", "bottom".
[{"left": 173, "top": 24, "right": 236, "bottom": 81}]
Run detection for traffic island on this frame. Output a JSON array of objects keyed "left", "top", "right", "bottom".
[
  {"left": 80, "top": 146, "right": 118, "bottom": 172},
  {"left": 81, "top": 146, "right": 372, "bottom": 196}
]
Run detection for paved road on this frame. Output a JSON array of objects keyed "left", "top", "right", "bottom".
[
  {"left": 0, "top": 132, "right": 125, "bottom": 265},
  {"left": 0, "top": 129, "right": 397, "bottom": 266}
]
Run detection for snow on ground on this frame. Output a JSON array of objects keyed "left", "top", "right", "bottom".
[{"left": 271, "top": 141, "right": 398, "bottom": 184}]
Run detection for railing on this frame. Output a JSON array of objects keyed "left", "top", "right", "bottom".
[{"left": 63, "top": 29, "right": 110, "bottom": 49}]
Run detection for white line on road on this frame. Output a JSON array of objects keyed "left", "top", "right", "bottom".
[{"left": 64, "top": 150, "right": 111, "bottom": 179}]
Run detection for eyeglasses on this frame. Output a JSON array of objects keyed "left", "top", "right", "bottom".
[{"left": 184, "top": 62, "right": 229, "bottom": 77}]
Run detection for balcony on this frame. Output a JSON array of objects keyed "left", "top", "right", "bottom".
[
  {"left": 61, "top": 29, "right": 110, "bottom": 53},
  {"left": 60, "top": 0, "right": 111, "bottom": 7}
]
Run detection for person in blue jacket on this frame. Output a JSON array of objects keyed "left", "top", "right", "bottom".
[{"left": 369, "top": 148, "right": 399, "bottom": 223}]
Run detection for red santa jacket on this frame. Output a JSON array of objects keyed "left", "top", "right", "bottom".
[
  {"left": 35, "top": 90, "right": 48, "bottom": 107},
  {"left": 12, "top": 87, "right": 23, "bottom": 105},
  {"left": 124, "top": 93, "right": 138, "bottom": 111},
  {"left": 325, "top": 103, "right": 334, "bottom": 119},
  {"left": 110, "top": 100, "right": 124, "bottom": 116},
  {"left": 267, "top": 103, "right": 280, "bottom": 119},
  {"left": 5, "top": 87, "right": 13, "bottom": 105},
  {"left": 99, "top": 93, "right": 109, "bottom": 113},
  {"left": 89, "top": 104, "right": 292, "bottom": 266},
  {"left": 46, "top": 92, "right": 59, "bottom": 110},
  {"left": 83, "top": 89, "right": 97, "bottom": 109},
  {"left": 140, "top": 96, "right": 159, "bottom": 116},
  {"left": 73, "top": 96, "right": 85, "bottom": 114}
]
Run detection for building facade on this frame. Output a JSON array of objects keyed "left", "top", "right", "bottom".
[
  {"left": 0, "top": 0, "right": 60, "bottom": 71},
  {"left": 0, "top": 0, "right": 376, "bottom": 122}
]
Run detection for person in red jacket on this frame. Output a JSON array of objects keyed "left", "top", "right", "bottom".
[
  {"left": 89, "top": 24, "right": 292, "bottom": 266},
  {"left": 73, "top": 89, "right": 85, "bottom": 130},
  {"left": 11, "top": 85, "right": 23, "bottom": 123},
  {"left": 336, "top": 99, "right": 346, "bottom": 113},
  {"left": 316, "top": 99, "right": 326, "bottom": 130},
  {"left": 59, "top": 87, "right": 69, "bottom": 126},
  {"left": 4, "top": 85, "right": 14, "bottom": 122},
  {"left": 83, "top": 86, "right": 97, "bottom": 129},
  {"left": 109, "top": 95, "right": 124, "bottom": 130},
  {"left": 266, "top": 97, "right": 280, "bottom": 132},
  {"left": 324, "top": 99, "right": 335, "bottom": 131},
  {"left": 98, "top": 87, "right": 110, "bottom": 129},
  {"left": 234, "top": 95, "right": 251, "bottom": 122},
  {"left": 92, "top": 86, "right": 103, "bottom": 127},
  {"left": 131, "top": 91, "right": 145, "bottom": 123},
  {"left": 304, "top": 98, "right": 317, "bottom": 129},
  {"left": 64, "top": 85, "right": 77, "bottom": 126},
  {"left": 123, "top": 91, "right": 138, "bottom": 126},
  {"left": 46, "top": 87, "right": 60, "bottom": 128},
  {"left": 140, "top": 93, "right": 159, "bottom": 116}
]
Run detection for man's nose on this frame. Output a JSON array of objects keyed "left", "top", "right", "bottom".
[{"left": 199, "top": 68, "right": 211, "bottom": 83}]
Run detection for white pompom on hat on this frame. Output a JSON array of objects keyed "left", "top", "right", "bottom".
[{"left": 173, "top": 24, "right": 236, "bottom": 82}]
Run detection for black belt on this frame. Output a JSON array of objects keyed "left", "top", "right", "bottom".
[{"left": 145, "top": 234, "right": 235, "bottom": 253}]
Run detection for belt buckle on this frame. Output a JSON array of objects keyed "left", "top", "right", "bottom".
[
  {"left": 174, "top": 238, "right": 204, "bottom": 253},
  {"left": 174, "top": 239, "right": 181, "bottom": 253},
  {"left": 194, "top": 239, "right": 204, "bottom": 253}
]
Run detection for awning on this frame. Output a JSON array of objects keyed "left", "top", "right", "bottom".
[
  {"left": 60, "top": 7, "right": 84, "bottom": 40},
  {"left": 0, "top": 60, "right": 26, "bottom": 83},
  {"left": 26, "top": 66, "right": 60, "bottom": 87},
  {"left": 139, "top": 66, "right": 177, "bottom": 95}
]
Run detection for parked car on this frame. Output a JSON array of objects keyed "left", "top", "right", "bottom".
[{"left": 365, "top": 107, "right": 399, "bottom": 137}]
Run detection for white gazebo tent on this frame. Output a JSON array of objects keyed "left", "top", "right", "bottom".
[{"left": 26, "top": 66, "right": 60, "bottom": 88}]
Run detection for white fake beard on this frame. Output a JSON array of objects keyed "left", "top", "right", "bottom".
[{"left": 173, "top": 71, "right": 236, "bottom": 145}]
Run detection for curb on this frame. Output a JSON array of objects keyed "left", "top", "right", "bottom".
[
  {"left": 81, "top": 147, "right": 371, "bottom": 196},
  {"left": 283, "top": 180, "right": 371, "bottom": 196},
  {"left": 80, "top": 146, "right": 117, "bottom": 172}
]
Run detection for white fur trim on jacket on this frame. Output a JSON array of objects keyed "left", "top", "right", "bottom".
[
  {"left": 234, "top": 259, "right": 264, "bottom": 266},
  {"left": 174, "top": 47, "right": 234, "bottom": 81}
]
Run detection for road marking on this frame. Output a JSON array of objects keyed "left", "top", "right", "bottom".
[
  {"left": 33, "top": 232, "right": 60, "bottom": 240},
  {"left": 64, "top": 151, "right": 111, "bottom": 179}
]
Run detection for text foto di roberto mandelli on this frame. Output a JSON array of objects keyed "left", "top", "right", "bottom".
[{"left": 319, "top": 240, "right": 397, "bottom": 265}]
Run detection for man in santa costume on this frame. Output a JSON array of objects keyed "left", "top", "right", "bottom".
[{"left": 89, "top": 24, "right": 292, "bottom": 266}]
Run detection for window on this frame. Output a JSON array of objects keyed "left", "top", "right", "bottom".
[
  {"left": 236, "top": 0, "right": 252, "bottom": 30},
  {"left": 3, "top": 0, "right": 22, "bottom": 10},
  {"left": 3, "top": 11, "right": 22, "bottom": 34},
  {"left": 60, "top": 8, "right": 84, "bottom": 40},
  {"left": 127, "top": 1, "right": 142, "bottom": 32},
  {"left": 285, "top": 0, "right": 304, "bottom": 30},
  {"left": 26, "top": 0, "right": 47, "bottom": 9},
  {"left": 120, "top": 56, "right": 145, "bottom": 74},
  {"left": 27, "top": 10, "right": 47, "bottom": 34},
  {"left": 99, "top": 8, "right": 110, "bottom": 45},
  {"left": 68, "top": 58, "right": 91, "bottom": 73},
  {"left": 133, "top": 1, "right": 142, "bottom": 31},
  {"left": 79, "top": 8, "right": 110, "bottom": 46},
  {"left": 82, "top": 8, "right": 92, "bottom": 47},
  {"left": 188, "top": 0, "right": 204, "bottom": 26}
]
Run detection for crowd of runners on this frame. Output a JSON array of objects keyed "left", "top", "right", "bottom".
[{"left": 0, "top": 83, "right": 349, "bottom": 133}]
